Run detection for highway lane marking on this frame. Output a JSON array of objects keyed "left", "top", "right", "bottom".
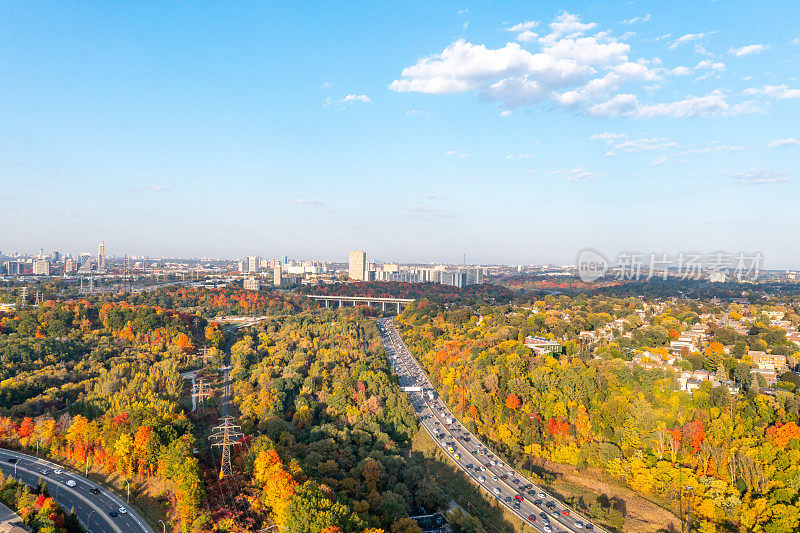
[
  {"left": 0, "top": 459, "right": 123, "bottom": 533},
  {"left": 381, "top": 320, "right": 599, "bottom": 533},
  {"left": 0, "top": 449, "right": 152, "bottom": 533}
]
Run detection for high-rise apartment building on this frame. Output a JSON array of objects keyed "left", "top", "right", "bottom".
[
  {"left": 273, "top": 266, "right": 282, "bottom": 286},
  {"left": 349, "top": 251, "right": 367, "bottom": 281},
  {"left": 98, "top": 243, "right": 106, "bottom": 271},
  {"left": 33, "top": 259, "right": 51, "bottom": 276},
  {"left": 247, "top": 255, "right": 260, "bottom": 273}
]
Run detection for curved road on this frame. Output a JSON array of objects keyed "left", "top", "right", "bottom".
[
  {"left": 378, "top": 318, "right": 602, "bottom": 533},
  {"left": 0, "top": 448, "right": 154, "bottom": 533}
]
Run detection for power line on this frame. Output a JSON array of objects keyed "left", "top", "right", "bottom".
[{"left": 210, "top": 416, "right": 243, "bottom": 478}]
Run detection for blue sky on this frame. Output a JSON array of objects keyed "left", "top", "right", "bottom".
[{"left": 2, "top": 1, "right": 799, "bottom": 267}]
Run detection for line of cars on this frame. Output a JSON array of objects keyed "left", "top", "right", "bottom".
[
  {"left": 377, "top": 318, "right": 597, "bottom": 533},
  {"left": 5, "top": 456, "right": 129, "bottom": 518}
]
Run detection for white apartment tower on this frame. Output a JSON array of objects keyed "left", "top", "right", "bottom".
[{"left": 349, "top": 251, "right": 367, "bottom": 281}]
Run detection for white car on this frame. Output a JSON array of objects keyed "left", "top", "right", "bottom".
[
  {"left": 119, "top": 507, "right": 128, "bottom": 515},
  {"left": 54, "top": 469, "right": 63, "bottom": 475},
  {"left": 65, "top": 480, "right": 77, "bottom": 487},
  {"left": 478, "top": 475, "right": 485, "bottom": 482},
  {"left": 538, "top": 492, "right": 546, "bottom": 499}
]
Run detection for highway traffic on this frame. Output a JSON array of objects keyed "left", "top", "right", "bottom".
[
  {"left": 377, "top": 318, "right": 600, "bottom": 533},
  {"left": 0, "top": 448, "right": 154, "bottom": 533}
]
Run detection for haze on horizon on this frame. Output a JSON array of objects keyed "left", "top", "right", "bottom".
[{"left": 2, "top": 1, "right": 799, "bottom": 268}]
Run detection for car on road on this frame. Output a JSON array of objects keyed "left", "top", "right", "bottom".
[
  {"left": 527, "top": 514, "right": 537, "bottom": 522},
  {"left": 40, "top": 469, "right": 50, "bottom": 475},
  {"left": 109, "top": 510, "right": 118, "bottom": 517},
  {"left": 478, "top": 475, "right": 485, "bottom": 482},
  {"left": 493, "top": 487, "right": 501, "bottom": 494},
  {"left": 538, "top": 492, "right": 546, "bottom": 498},
  {"left": 89, "top": 488, "right": 100, "bottom": 495},
  {"left": 515, "top": 494, "right": 523, "bottom": 501},
  {"left": 65, "top": 480, "right": 77, "bottom": 487},
  {"left": 574, "top": 520, "right": 583, "bottom": 528},
  {"left": 54, "top": 469, "right": 63, "bottom": 475},
  {"left": 119, "top": 507, "right": 128, "bottom": 514},
  {"left": 6, "top": 458, "right": 16, "bottom": 464},
  {"left": 562, "top": 509, "right": 570, "bottom": 516}
]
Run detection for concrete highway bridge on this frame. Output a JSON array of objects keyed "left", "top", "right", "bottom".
[{"left": 306, "top": 295, "right": 414, "bottom": 313}]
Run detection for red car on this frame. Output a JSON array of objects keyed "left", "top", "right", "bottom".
[
  {"left": 527, "top": 515, "right": 537, "bottom": 522},
  {"left": 562, "top": 509, "right": 570, "bottom": 516},
  {"left": 515, "top": 494, "right": 524, "bottom": 502}
]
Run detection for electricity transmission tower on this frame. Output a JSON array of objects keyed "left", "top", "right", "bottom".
[
  {"left": 211, "top": 416, "right": 243, "bottom": 477},
  {"left": 192, "top": 377, "right": 213, "bottom": 410},
  {"left": 198, "top": 346, "right": 213, "bottom": 367}
]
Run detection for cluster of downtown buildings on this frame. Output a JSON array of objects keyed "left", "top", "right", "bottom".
[
  {"left": 347, "top": 251, "right": 483, "bottom": 288},
  {"left": 232, "top": 250, "right": 485, "bottom": 291},
  {"left": 1, "top": 243, "right": 107, "bottom": 277}
]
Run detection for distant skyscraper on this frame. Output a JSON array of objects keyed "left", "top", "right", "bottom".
[
  {"left": 78, "top": 253, "right": 93, "bottom": 273},
  {"left": 273, "top": 266, "right": 282, "bottom": 286},
  {"left": 65, "top": 258, "right": 77, "bottom": 273},
  {"left": 247, "top": 255, "right": 260, "bottom": 273},
  {"left": 349, "top": 251, "right": 366, "bottom": 281},
  {"left": 98, "top": 242, "right": 106, "bottom": 271},
  {"left": 52, "top": 251, "right": 61, "bottom": 263},
  {"left": 32, "top": 259, "right": 50, "bottom": 276}
]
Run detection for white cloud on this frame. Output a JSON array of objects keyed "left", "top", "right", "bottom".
[
  {"left": 733, "top": 169, "right": 789, "bottom": 184},
  {"left": 669, "top": 32, "right": 712, "bottom": 49},
  {"left": 506, "top": 21, "right": 539, "bottom": 32},
  {"left": 320, "top": 81, "right": 334, "bottom": 90},
  {"left": 651, "top": 155, "right": 668, "bottom": 166},
  {"left": 612, "top": 137, "right": 678, "bottom": 153},
  {"left": 445, "top": 150, "right": 469, "bottom": 158},
  {"left": 587, "top": 90, "right": 752, "bottom": 119},
  {"left": 679, "top": 144, "right": 744, "bottom": 155},
  {"left": 136, "top": 185, "right": 169, "bottom": 192},
  {"left": 342, "top": 94, "right": 372, "bottom": 103},
  {"left": 620, "top": 14, "right": 651, "bottom": 24},
  {"left": 391, "top": 14, "right": 760, "bottom": 119},
  {"left": 729, "top": 44, "right": 769, "bottom": 57},
  {"left": 506, "top": 153, "right": 535, "bottom": 159},
  {"left": 552, "top": 168, "right": 607, "bottom": 181},
  {"left": 590, "top": 132, "right": 627, "bottom": 143},
  {"left": 743, "top": 85, "right": 800, "bottom": 100},
  {"left": 695, "top": 59, "right": 725, "bottom": 72},
  {"left": 295, "top": 198, "right": 323, "bottom": 205},
  {"left": 516, "top": 31, "right": 538, "bottom": 43},
  {"left": 545, "top": 12, "right": 596, "bottom": 40},
  {"left": 767, "top": 138, "right": 800, "bottom": 148},
  {"left": 694, "top": 44, "right": 714, "bottom": 57},
  {"left": 499, "top": 110, "right": 512, "bottom": 117},
  {"left": 792, "top": 37, "right": 800, "bottom": 46}
]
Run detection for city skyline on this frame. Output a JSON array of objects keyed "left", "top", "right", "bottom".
[{"left": 2, "top": 2, "right": 799, "bottom": 267}]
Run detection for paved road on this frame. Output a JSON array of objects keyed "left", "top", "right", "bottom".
[
  {"left": 378, "top": 318, "right": 601, "bottom": 533},
  {"left": 0, "top": 448, "right": 154, "bottom": 533}
]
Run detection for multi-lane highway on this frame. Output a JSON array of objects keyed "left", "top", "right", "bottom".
[
  {"left": 378, "top": 318, "right": 600, "bottom": 533},
  {"left": 0, "top": 448, "right": 154, "bottom": 533}
]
